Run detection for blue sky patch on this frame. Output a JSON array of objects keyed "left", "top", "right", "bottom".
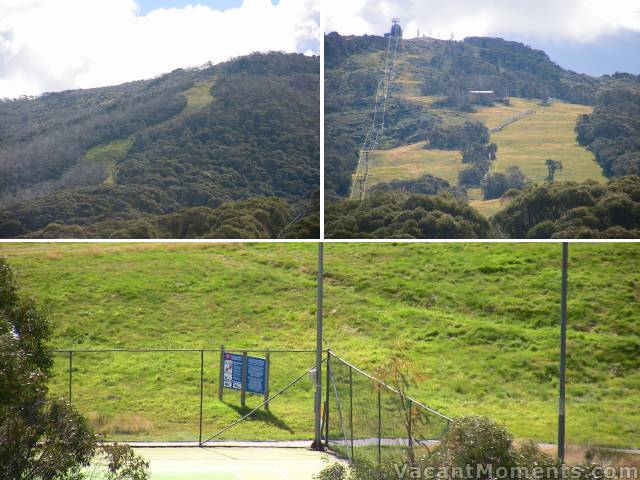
[{"left": 136, "top": 0, "right": 279, "bottom": 16}]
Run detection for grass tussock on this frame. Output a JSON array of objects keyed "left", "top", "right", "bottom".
[{"left": 87, "top": 411, "right": 154, "bottom": 435}]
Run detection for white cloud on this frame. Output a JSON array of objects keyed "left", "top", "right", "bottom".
[
  {"left": 0, "top": 0, "right": 320, "bottom": 98},
  {"left": 325, "top": 0, "right": 640, "bottom": 42}
]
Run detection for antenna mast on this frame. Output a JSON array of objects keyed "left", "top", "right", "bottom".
[{"left": 350, "top": 18, "right": 402, "bottom": 201}]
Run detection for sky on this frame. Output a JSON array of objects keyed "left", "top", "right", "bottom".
[
  {"left": 325, "top": 0, "right": 640, "bottom": 76},
  {"left": 0, "top": 0, "right": 319, "bottom": 98}
]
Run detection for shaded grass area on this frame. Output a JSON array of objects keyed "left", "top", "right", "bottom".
[
  {"left": 468, "top": 197, "right": 505, "bottom": 217},
  {"left": 466, "top": 188, "right": 507, "bottom": 217},
  {"left": 1, "top": 243, "right": 638, "bottom": 447}
]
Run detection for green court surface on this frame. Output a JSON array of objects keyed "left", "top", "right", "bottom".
[{"left": 135, "top": 447, "right": 338, "bottom": 480}]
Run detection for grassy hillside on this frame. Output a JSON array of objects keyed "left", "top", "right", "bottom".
[
  {"left": 474, "top": 100, "right": 605, "bottom": 184},
  {"left": 1, "top": 242, "right": 638, "bottom": 447},
  {"left": 367, "top": 98, "right": 603, "bottom": 204},
  {"left": 368, "top": 142, "right": 464, "bottom": 186}
]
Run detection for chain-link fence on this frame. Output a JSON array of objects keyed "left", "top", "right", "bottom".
[
  {"left": 50, "top": 347, "right": 451, "bottom": 464},
  {"left": 50, "top": 348, "right": 317, "bottom": 443},
  {"left": 324, "top": 351, "right": 451, "bottom": 465}
]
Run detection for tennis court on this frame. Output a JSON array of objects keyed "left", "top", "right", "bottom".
[{"left": 134, "top": 446, "right": 338, "bottom": 480}]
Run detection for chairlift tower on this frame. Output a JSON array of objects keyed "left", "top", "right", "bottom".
[{"left": 350, "top": 18, "right": 402, "bottom": 200}]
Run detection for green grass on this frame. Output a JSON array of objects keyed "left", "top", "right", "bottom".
[
  {"left": 368, "top": 142, "right": 464, "bottom": 186},
  {"left": 472, "top": 100, "right": 606, "bottom": 184},
  {"left": 1, "top": 243, "right": 638, "bottom": 448},
  {"left": 84, "top": 137, "right": 135, "bottom": 184},
  {"left": 470, "top": 97, "right": 537, "bottom": 130},
  {"left": 181, "top": 81, "right": 214, "bottom": 112}
]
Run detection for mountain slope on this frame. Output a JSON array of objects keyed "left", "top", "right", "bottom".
[
  {"left": 324, "top": 32, "right": 640, "bottom": 238},
  {"left": 0, "top": 52, "right": 319, "bottom": 238},
  {"left": 325, "top": 33, "right": 611, "bottom": 198}
]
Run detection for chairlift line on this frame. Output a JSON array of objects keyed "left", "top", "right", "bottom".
[{"left": 350, "top": 19, "right": 402, "bottom": 201}]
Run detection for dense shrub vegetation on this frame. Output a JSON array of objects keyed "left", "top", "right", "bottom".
[
  {"left": 576, "top": 88, "right": 640, "bottom": 177},
  {"left": 325, "top": 191, "right": 491, "bottom": 238},
  {"left": 421, "top": 37, "right": 600, "bottom": 105},
  {"left": 1, "top": 196, "right": 299, "bottom": 239},
  {"left": 368, "top": 174, "right": 459, "bottom": 196},
  {"left": 316, "top": 416, "right": 616, "bottom": 480},
  {"left": 0, "top": 259, "right": 150, "bottom": 479},
  {"left": 0, "top": 52, "right": 319, "bottom": 238},
  {"left": 428, "top": 121, "right": 490, "bottom": 150},
  {"left": 482, "top": 166, "right": 529, "bottom": 200},
  {"left": 493, "top": 176, "right": 640, "bottom": 238}
]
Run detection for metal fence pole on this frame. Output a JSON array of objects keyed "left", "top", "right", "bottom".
[
  {"left": 68, "top": 351, "right": 73, "bottom": 403},
  {"left": 264, "top": 350, "right": 270, "bottom": 411},
  {"left": 324, "top": 349, "right": 330, "bottom": 448},
  {"left": 408, "top": 398, "right": 413, "bottom": 459},
  {"left": 377, "top": 388, "right": 382, "bottom": 465},
  {"left": 313, "top": 242, "right": 324, "bottom": 450},
  {"left": 558, "top": 242, "right": 569, "bottom": 463},
  {"left": 241, "top": 351, "right": 247, "bottom": 408},
  {"left": 218, "top": 345, "right": 225, "bottom": 401},
  {"left": 349, "top": 366, "right": 354, "bottom": 461},
  {"left": 199, "top": 350, "right": 204, "bottom": 445}
]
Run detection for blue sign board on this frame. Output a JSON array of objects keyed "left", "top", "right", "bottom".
[{"left": 222, "top": 352, "right": 267, "bottom": 395}]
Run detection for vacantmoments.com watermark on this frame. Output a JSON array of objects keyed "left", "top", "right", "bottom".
[{"left": 392, "top": 464, "right": 640, "bottom": 480}]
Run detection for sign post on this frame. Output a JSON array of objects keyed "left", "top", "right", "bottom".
[
  {"left": 265, "top": 350, "right": 270, "bottom": 411},
  {"left": 221, "top": 350, "right": 269, "bottom": 406},
  {"left": 241, "top": 351, "right": 248, "bottom": 407}
]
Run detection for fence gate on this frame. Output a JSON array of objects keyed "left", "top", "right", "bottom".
[{"left": 322, "top": 350, "right": 452, "bottom": 464}]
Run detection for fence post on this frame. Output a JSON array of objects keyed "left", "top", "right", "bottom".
[
  {"left": 68, "top": 351, "right": 73, "bottom": 403},
  {"left": 264, "top": 350, "right": 270, "bottom": 411},
  {"left": 377, "top": 388, "right": 381, "bottom": 465},
  {"left": 241, "top": 351, "right": 247, "bottom": 408},
  {"left": 349, "top": 366, "right": 354, "bottom": 461},
  {"left": 408, "top": 398, "right": 413, "bottom": 459},
  {"left": 199, "top": 350, "right": 204, "bottom": 445},
  {"left": 324, "top": 349, "right": 330, "bottom": 448},
  {"left": 218, "top": 345, "right": 225, "bottom": 401}
]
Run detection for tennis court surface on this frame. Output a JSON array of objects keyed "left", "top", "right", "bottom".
[{"left": 134, "top": 445, "right": 338, "bottom": 480}]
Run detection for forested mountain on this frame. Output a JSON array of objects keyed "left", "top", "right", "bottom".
[
  {"left": 0, "top": 52, "right": 319, "bottom": 238},
  {"left": 324, "top": 32, "right": 640, "bottom": 238}
]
